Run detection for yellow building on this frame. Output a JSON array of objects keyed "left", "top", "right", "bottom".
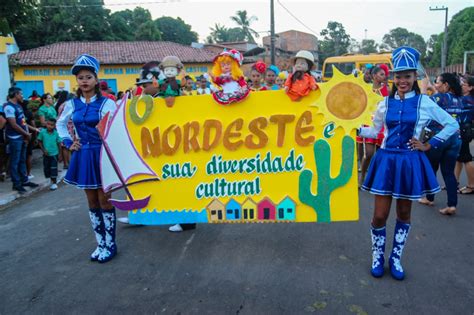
[{"left": 10, "top": 41, "right": 215, "bottom": 97}]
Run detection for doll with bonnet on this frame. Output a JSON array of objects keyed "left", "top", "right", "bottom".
[
  {"left": 210, "top": 49, "right": 249, "bottom": 105},
  {"left": 284, "top": 50, "right": 318, "bottom": 101}
]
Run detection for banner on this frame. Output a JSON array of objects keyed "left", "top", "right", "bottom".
[{"left": 100, "top": 69, "right": 381, "bottom": 224}]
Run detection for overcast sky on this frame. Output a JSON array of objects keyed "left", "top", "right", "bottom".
[{"left": 106, "top": 0, "right": 472, "bottom": 44}]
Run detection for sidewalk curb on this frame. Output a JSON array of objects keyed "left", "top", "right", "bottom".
[{"left": 0, "top": 172, "right": 66, "bottom": 207}]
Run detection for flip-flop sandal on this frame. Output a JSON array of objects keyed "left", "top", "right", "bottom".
[{"left": 461, "top": 186, "right": 474, "bottom": 195}]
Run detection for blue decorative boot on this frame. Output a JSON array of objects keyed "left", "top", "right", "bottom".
[
  {"left": 98, "top": 208, "right": 117, "bottom": 263},
  {"left": 88, "top": 208, "right": 105, "bottom": 261},
  {"left": 370, "top": 225, "right": 386, "bottom": 278},
  {"left": 389, "top": 221, "right": 411, "bottom": 280}
]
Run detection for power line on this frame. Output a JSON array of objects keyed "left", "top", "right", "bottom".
[
  {"left": 276, "top": 0, "right": 319, "bottom": 37},
  {"left": 40, "top": 0, "right": 179, "bottom": 9}
]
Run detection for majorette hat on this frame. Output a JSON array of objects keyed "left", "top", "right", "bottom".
[
  {"left": 71, "top": 54, "right": 100, "bottom": 76},
  {"left": 136, "top": 61, "right": 161, "bottom": 85},
  {"left": 213, "top": 49, "right": 244, "bottom": 66},
  {"left": 392, "top": 46, "right": 420, "bottom": 72}
]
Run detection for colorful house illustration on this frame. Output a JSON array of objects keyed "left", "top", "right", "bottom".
[
  {"left": 207, "top": 199, "right": 226, "bottom": 222},
  {"left": 257, "top": 197, "right": 276, "bottom": 220},
  {"left": 241, "top": 197, "right": 257, "bottom": 221},
  {"left": 225, "top": 198, "right": 241, "bottom": 220},
  {"left": 277, "top": 196, "right": 296, "bottom": 221}
]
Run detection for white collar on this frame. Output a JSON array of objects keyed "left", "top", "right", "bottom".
[
  {"left": 80, "top": 95, "right": 97, "bottom": 103},
  {"left": 394, "top": 90, "right": 416, "bottom": 100}
]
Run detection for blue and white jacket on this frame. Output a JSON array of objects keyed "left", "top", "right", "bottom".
[
  {"left": 57, "top": 95, "right": 116, "bottom": 149},
  {"left": 360, "top": 91, "right": 459, "bottom": 151}
]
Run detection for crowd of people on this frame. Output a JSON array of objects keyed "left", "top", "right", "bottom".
[
  {"left": 0, "top": 88, "right": 75, "bottom": 192},
  {"left": 1, "top": 46, "right": 473, "bottom": 275}
]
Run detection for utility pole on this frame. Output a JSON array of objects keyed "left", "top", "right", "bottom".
[
  {"left": 430, "top": 6, "right": 448, "bottom": 72},
  {"left": 270, "top": 0, "right": 276, "bottom": 65},
  {"left": 364, "top": 29, "right": 367, "bottom": 40}
]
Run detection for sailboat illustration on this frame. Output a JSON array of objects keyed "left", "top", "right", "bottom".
[{"left": 97, "top": 93, "right": 159, "bottom": 211}]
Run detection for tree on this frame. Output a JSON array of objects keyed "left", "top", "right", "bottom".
[
  {"left": 109, "top": 10, "right": 135, "bottom": 41},
  {"left": 230, "top": 10, "right": 259, "bottom": 43},
  {"left": 207, "top": 23, "right": 245, "bottom": 43},
  {"left": 428, "top": 7, "right": 474, "bottom": 67},
  {"left": 14, "top": 0, "right": 114, "bottom": 49},
  {"left": 0, "top": 0, "right": 37, "bottom": 35},
  {"left": 109, "top": 7, "right": 161, "bottom": 41},
  {"left": 75, "top": 0, "right": 114, "bottom": 41},
  {"left": 381, "top": 27, "right": 427, "bottom": 56},
  {"left": 445, "top": 7, "right": 474, "bottom": 65},
  {"left": 425, "top": 34, "right": 438, "bottom": 66},
  {"left": 135, "top": 20, "right": 161, "bottom": 41},
  {"left": 319, "top": 21, "right": 352, "bottom": 60},
  {"left": 359, "top": 39, "right": 378, "bottom": 54},
  {"left": 208, "top": 23, "right": 230, "bottom": 43},
  {"left": 15, "top": 0, "right": 82, "bottom": 49},
  {"left": 154, "top": 16, "right": 198, "bottom": 45}
]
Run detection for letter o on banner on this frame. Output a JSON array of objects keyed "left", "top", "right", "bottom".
[{"left": 129, "top": 95, "right": 154, "bottom": 125}]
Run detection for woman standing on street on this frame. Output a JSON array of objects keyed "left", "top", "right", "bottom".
[
  {"left": 419, "top": 73, "right": 463, "bottom": 214},
  {"left": 57, "top": 54, "right": 118, "bottom": 263},
  {"left": 38, "top": 93, "right": 57, "bottom": 127},
  {"left": 358, "top": 65, "right": 390, "bottom": 186},
  {"left": 360, "top": 47, "right": 458, "bottom": 280},
  {"left": 455, "top": 76, "right": 474, "bottom": 194}
]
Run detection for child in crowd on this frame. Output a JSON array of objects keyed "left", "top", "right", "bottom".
[
  {"left": 197, "top": 75, "right": 211, "bottom": 95},
  {"left": 37, "top": 118, "right": 61, "bottom": 190},
  {"left": 249, "top": 61, "right": 267, "bottom": 91},
  {"left": 182, "top": 75, "right": 196, "bottom": 96},
  {"left": 265, "top": 65, "right": 280, "bottom": 90},
  {"left": 276, "top": 71, "right": 287, "bottom": 89}
]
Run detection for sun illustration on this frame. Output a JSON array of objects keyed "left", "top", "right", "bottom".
[{"left": 312, "top": 67, "right": 383, "bottom": 133}]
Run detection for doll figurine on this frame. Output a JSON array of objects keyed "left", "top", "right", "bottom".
[
  {"left": 158, "top": 56, "right": 185, "bottom": 107},
  {"left": 284, "top": 50, "right": 318, "bottom": 101},
  {"left": 210, "top": 49, "right": 249, "bottom": 105},
  {"left": 134, "top": 61, "right": 162, "bottom": 97}
]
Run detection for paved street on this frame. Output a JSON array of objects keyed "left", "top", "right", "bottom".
[{"left": 1, "top": 181, "right": 473, "bottom": 314}]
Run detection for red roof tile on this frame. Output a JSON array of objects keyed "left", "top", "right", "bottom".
[{"left": 11, "top": 41, "right": 216, "bottom": 66}]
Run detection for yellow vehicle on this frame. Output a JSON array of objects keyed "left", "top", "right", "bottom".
[{"left": 322, "top": 53, "right": 392, "bottom": 82}]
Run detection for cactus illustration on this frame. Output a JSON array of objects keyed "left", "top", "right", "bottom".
[{"left": 299, "top": 135, "right": 355, "bottom": 222}]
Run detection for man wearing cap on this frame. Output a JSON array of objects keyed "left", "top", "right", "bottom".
[{"left": 4, "top": 87, "right": 39, "bottom": 193}]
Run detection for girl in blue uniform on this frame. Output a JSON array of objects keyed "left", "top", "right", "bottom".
[
  {"left": 360, "top": 47, "right": 458, "bottom": 280},
  {"left": 57, "top": 54, "right": 118, "bottom": 263}
]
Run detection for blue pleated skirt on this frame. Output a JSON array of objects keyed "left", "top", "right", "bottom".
[
  {"left": 361, "top": 148, "right": 440, "bottom": 200},
  {"left": 64, "top": 144, "right": 102, "bottom": 189}
]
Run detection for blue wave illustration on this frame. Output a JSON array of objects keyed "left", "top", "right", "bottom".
[{"left": 129, "top": 209, "right": 208, "bottom": 225}]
